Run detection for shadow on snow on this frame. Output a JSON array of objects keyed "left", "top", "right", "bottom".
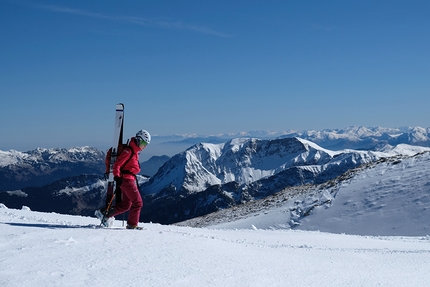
[{"left": 2, "top": 222, "right": 100, "bottom": 229}]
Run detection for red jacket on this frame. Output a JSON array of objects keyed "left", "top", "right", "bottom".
[{"left": 113, "top": 137, "right": 141, "bottom": 180}]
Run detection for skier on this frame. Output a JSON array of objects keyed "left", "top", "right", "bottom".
[{"left": 96, "top": 129, "right": 151, "bottom": 229}]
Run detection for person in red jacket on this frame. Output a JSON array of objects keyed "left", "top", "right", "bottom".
[{"left": 96, "top": 129, "right": 151, "bottom": 229}]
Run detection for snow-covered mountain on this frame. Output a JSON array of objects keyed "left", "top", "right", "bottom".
[
  {"left": 139, "top": 137, "right": 430, "bottom": 224},
  {"left": 178, "top": 149, "right": 430, "bottom": 237},
  {"left": 0, "top": 147, "right": 105, "bottom": 191},
  {"left": 0, "top": 174, "right": 106, "bottom": 216}
]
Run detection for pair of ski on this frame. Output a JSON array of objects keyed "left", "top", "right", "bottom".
[{"left": 99, "top": 103, "right": 143, "bottom": 230}]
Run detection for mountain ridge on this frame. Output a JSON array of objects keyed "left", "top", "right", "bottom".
[
  {"left": 139, "top": 137, "right": 430, "bottom": 224},
  {"left": 0, "top": 147, "right": 105, "bottom": 191},
  {"left": 177, "top": 150, "right": 430, "bottom": 236}
]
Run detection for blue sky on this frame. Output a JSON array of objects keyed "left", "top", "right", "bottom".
[{"left": 1, "top": 0, "right": 429, "bottom": 151}]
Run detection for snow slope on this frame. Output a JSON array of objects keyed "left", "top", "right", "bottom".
[
  {"left": 182, "top": 151, "right": 430, "bottom": 236},
  {"left": 1, "top": 206, "right": 430, "bottom": 287},
  {"left": 295, "top": 152, "right": 430, "bottom": 236}
]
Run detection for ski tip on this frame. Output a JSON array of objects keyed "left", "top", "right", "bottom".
[{"left": 116, "top": 103, "right": 124, "bottom": 110}]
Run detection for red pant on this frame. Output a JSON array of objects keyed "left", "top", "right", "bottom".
[{"left": 111, "top": 179, "right": 143, "bottom": 226}]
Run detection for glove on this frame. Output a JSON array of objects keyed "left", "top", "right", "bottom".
[{"left": 114, "top": 176, "right": 123, "bottom": 186}]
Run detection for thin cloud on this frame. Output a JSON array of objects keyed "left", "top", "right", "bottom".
[{"left": 36, "top": 4, "right": 232, "bottom": 38}]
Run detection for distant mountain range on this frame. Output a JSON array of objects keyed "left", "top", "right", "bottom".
[
  {"left": 153, "top": 126, "right": 430, "bottom": 150},
  {"left": 1, "top": 126, "right": 430, "bottom": 224},
  {"left": 281, "top": 126, "right": 430, "bottom": 150},
  {"left": 0, "top": 147, "right": 104, "bottom": 191},
  {"left": 145, "top": 126, "right": 430, "bottom": 160},
  {"left": 0, "top": 174, "right": 105, "bottom": 216},
  {"left": 139, "top": 155, "right": 171, "bottom": 177}
]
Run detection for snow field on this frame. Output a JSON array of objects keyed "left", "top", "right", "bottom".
[
  {"left": 1, "top": 207, "right": 430, "bottom": 287},
  {"left": 296, "top": 153, "right": 430, "bottom": 236}
]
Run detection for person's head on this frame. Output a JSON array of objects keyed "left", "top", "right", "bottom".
[{"left": 135, "top": 129, "right": 151, "bottom": 150}]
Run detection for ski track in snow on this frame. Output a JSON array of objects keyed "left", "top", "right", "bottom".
[{"left": 1, "top": 207, "right": 430, "bottom": 287}]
